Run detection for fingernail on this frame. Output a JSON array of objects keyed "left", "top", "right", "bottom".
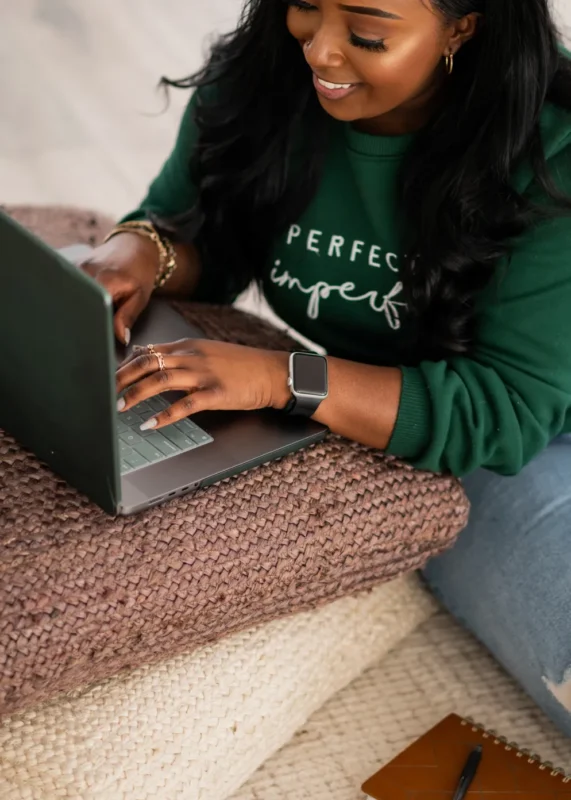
[
  {"left": 124, "top": 329, "right": 131, "bottom": 347},
  {"left": 140, "top": 418, "right": 158, "bottom": 431},
  {"left": 117, "top": 398, "right": 126, "bottom": 412}
]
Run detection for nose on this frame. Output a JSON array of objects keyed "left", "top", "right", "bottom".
[{"left": 304, "top": 26, "right": 346, "bottom": 71}]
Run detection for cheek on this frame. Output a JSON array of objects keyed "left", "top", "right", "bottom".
[
  {"left": 357, "top": 34, "right": 443, "bottom": 96},
  {"left": 286, "top": 9, "right": 308, "bottom": 41}
]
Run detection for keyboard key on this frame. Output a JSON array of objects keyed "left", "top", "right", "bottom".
[
  {"left": 134, "top": 401, "right": 152, "bottom": 414},
  {"left": 148, "top": 396, "right": 167, "bottom": 412},
  {"left": 190, "top": 430, "right": 213, "bottom": 445},
  {"left": 123, "top": 410, "right": 143, "bottom": 427},
  {"left": 162, "top": 426, "right": 198, "bottom": 452},
  {"left": 134, "top": 441, "right": 165, "bottom": 464},
  {"left": 120, "top": 460, "right": 132, "bottom": 473},
  {"left": 139, "top": 426, "right": 158, "bottom": 439},
  {"left": 173, "top": 418, "right": 212, "bottom": 446},
  {"left": 124, "top": 449, "right": 150, "bottom": 470},
  {"left": 121, "top": 431, "right": 145, "bottom": 448},
  {"left": 116, "top": 419, "right": 130, "bottom": 435},
  {"left": 137, "top": 409, "right": 159, "bottom": 428},
  {"left": 119, "top": 441, "right": 134, "bottom": 458},
  {"left": 174, "top": 419, "right": 199, "bottom": 435},
  {"left": 146, "top": 432, "right": 180, "bottom": 457}
]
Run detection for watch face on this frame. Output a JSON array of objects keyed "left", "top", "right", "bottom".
[{"left": 293, "top": 353, "right": 328, "bottom": 396}]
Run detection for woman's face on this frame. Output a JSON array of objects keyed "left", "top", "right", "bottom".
[{"left": 285, "top": 0, "right": 476, "bottom": 134}]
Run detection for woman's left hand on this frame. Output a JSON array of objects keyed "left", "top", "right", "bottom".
[{"left": 116, "top": 339, "right": 290, "bottom": 430}]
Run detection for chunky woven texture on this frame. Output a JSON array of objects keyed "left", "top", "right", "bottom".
[
  {"left": 0, "top": 577, "right": 436, "bottom": 800},
  {"left": 0, "top": 206, "right": 469, "bottom": 719},
  {"left": 233, "top": 613, "right": 571, "bottom": 800}
]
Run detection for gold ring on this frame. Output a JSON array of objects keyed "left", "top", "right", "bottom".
[{"left": 147, "top": 344, "right": 166, "bottom": 372}]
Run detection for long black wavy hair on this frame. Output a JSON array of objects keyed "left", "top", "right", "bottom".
[{"left": 159, "top": 0, "right": 571, "bottom": 359}]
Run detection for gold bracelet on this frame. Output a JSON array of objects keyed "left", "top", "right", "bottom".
[
  {"left": 155, "top": 237, "right": 178, "bottom": 288},
  {"left": 104, "top": 221, "right": 179, "bottom": 289}
]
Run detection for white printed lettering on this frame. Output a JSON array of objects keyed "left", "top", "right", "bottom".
[
  {"left": 386, "top": 252, "right": 399, "bottom": 273},
  {"left": 328, "top": 235, "right": 345, "bottom": 258},
  {"left": 287, "top": 225, "right": 301, "bottom": 246},
  {"left": 350, "top": 240, "right": 365, "bottom": 262},
  {"left": 307, "top": 229, "right": 323, "bottom": 254},
  {"left": 270, "top": 266, "right": 407, "bottom": 329},
  {"left": 369, "top": 245, "right": 382, "bottom": 268}
]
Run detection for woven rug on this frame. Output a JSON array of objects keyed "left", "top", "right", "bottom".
[
  {"left": 0, "top": 206, "right": 469, "bottom": 718},
  {"left": 0, "top": 576, "right": 436, "bottom": 800},
  {"left": 232, "top": 612, "right": 571, "bottom": 800}
]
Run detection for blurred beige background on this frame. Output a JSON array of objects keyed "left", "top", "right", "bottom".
[
  {"left": 1, "top": 0, "right": 240, "bottom": 217},
  {"left": 2, "top": 0, "right": 571, "bottom": 219}
]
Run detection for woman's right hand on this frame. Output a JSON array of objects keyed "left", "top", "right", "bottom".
[{"left": 79, "top": 232, "right": 159, "bottom": 346}]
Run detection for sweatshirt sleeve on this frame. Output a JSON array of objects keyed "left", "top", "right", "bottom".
[
  {"left": 386, "top": 145, "right": 571, "bottom": 476},
  {"left": 120, "top": 90, "right": 237, "bottom": 304}
]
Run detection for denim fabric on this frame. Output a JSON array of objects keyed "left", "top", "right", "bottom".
[{"left": 423, "top": 435, "right": 571, "bottom": 736}]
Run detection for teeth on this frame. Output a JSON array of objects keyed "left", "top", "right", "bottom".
[{"left": 317, "top": 78, "right": 353, "bottom": 90}]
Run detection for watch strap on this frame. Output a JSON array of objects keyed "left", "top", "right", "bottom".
[
  {"left": 284, "top": 393, "right": 322, "bottom": 417},
  {"left": 284, "top": 397, "right": 297, "bottom": 415}
]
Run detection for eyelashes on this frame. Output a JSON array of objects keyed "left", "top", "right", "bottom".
[
  {"left": 284, "top": 0, "right": 315, "bottom": 10},
  {"left": 350, "top": 33, "right": 387, "bottom": 53},
  {"left": 284, "top": 0, "right": 388, "bottom": 52}
]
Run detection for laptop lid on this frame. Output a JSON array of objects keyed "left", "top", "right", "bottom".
[{"left": 0, "top": 211, "right": 120, "bottom": 514}]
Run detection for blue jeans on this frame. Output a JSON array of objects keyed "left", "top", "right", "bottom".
[{"left": 423, "top": 434, "right": 571, "bottom": 737}]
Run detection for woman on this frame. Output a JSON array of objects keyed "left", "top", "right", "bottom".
[{"left": 83, "top": 0, "right": 571, "bottom": 734}]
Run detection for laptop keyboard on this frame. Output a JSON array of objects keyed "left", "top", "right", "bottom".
[{"left": 117, "top": 395, "right": 213, "bottom": 476}]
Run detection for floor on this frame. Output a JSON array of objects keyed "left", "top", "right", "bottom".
[{"left": 3, "top": 1, "right": 570, "bottom": 219}]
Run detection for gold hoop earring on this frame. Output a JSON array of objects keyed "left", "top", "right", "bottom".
[{"left": 445, "top": 52, "right": 454, "bottom": 75}]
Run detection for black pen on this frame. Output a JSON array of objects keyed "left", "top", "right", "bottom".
[{"left": 452, "top": 744, "right": 483, "bottom": 800}]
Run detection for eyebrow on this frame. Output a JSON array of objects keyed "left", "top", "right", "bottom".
[{"left": 338, "top": 4, "right": 403, "bottom": 20}]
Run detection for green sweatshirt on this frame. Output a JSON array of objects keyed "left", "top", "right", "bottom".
[{"left": 123, "top": 93, "right": 571, "bottom": 477}]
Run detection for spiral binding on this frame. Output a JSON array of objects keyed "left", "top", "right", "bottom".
[{"left": 461, "top": 717, "right": 570, "bottom": 782}]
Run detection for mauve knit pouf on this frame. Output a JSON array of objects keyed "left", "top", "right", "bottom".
[{"left": 0, "top": 206, "right": 470, "bottom": 718}]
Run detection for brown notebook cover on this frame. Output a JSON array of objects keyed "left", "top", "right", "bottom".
[{"left": 362, "top": 714, "right": 571, "bottom": 799}]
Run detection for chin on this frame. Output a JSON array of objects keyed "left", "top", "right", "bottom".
[
  {"left": 316, "top": 95, "right": 365, "bottom": 122},
  {"left": 316, "top": 94, "right": 394, "bottom": 125}
]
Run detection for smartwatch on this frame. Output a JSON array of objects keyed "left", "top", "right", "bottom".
[{"left": 284, "top": 352, "right": 329, "bottom": 417}]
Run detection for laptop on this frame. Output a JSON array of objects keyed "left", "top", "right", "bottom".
[{"left": 0, "top": 211, "right": 327, "bottom": 515}]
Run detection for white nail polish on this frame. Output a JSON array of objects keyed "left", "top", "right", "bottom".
[
  {"left": 140, "top": 418, "right": 158, "bottom": 431},
  {"left": 124, "top": 329, "right": 131, "bottom": 347},
  {"left": 117, "top": 398, "right": 126, "bottom": 412}
]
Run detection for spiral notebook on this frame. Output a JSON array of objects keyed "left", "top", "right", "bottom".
[{"left": 362, "top": 713, "right": 571, "bottom": 799}]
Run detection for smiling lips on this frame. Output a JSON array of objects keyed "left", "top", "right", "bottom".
[
  {"left": 313, "top": 73, "right": 360, "bottom": 99},
  {"left": 317, "top": 77, "right": 354, "bottom": 90}
]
